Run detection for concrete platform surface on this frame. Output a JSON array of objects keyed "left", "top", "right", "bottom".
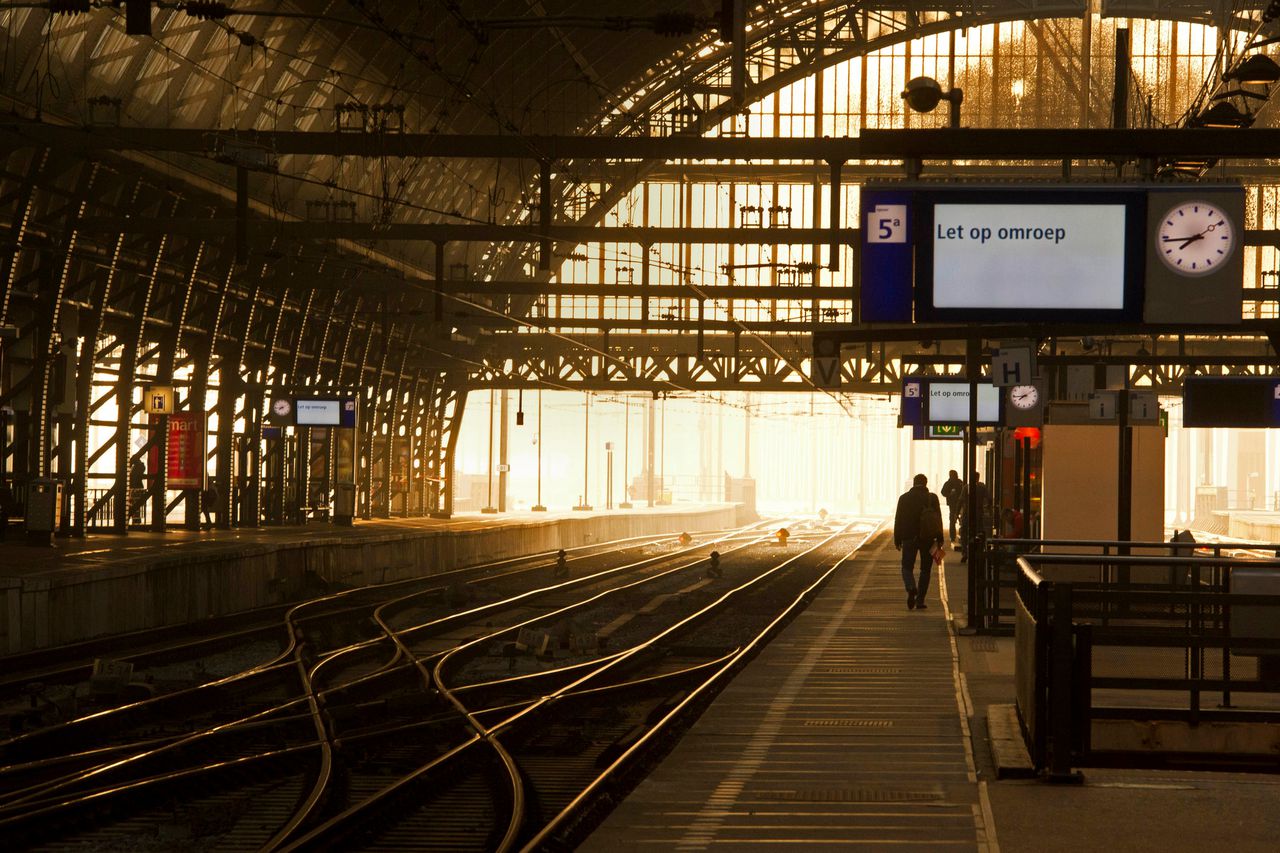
[
  {"left": 1219, "top": 510, "right": 1280, "bottom": 544},
  {"left": 582, "top": 536, "right": 996, "bottom": 851},
  {"left": 948, "top": 560, "right": 1280, "bottom": 853},
  {"left": 579, "top": 538, "right": 1280, "bottom": 852},
  {"left": 0, "top": 505, "right": 734, "bottom": 580}
]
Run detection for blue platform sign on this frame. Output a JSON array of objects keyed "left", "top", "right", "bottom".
[
  {"left": 860, "top": 189, "right": 914, "bottom": 322},
  {"left": 900, "top": 376, "right": 925, "bottom": 427}
]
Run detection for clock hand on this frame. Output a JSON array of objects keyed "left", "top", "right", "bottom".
[{"left": 1161, "top": 234, "right": 1205, "bottom": 246}]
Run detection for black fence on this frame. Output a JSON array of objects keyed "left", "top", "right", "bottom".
[
  {"left": 1014, "top": 551, "right": 1280, "bottom": 778},
  {"left": 974, "top": 536, "right": 1280, "bottom": 634}
]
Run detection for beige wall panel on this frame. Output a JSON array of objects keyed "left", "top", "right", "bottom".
[{"left": 1042, "top": 425, "right": 1164, "bottom": 544}]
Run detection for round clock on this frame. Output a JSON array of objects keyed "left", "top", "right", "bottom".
[
  {"left": 272, "top": 398, "right": 293, "bottom": 417},
  {"left": 1009, "top": 385, "right": 1040, "bottom": 410},
  {"left": 1156, "top": 200, "right": 1235, "bottom": 276}
]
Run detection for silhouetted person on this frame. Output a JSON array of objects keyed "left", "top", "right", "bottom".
[
  {"left": 202, "top": 478, "right": 219, "bottom": 529},
  {"left": 940, "top": 469, "right": 964, "bottom": 543},
  {"left": 959, "top": 476, "right": 990, "bottom": 562},
  {"left": 129, "top": 459, "right": 145, "bottom": 525},
  {"left": 1001, "top": 507, "right": 1025, "bottom": 539},
  {"left": 894, "top": 473, "right": 945, "bottom": 610}
]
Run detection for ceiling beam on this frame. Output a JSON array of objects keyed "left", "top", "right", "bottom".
[
  {"left": 73, "top": 218, "right": 859, "bottom": 244},
  {"left": 457, "top": 317, "right": 843, "bottom": 332},
  {"left": 444, "top": 282, "right": 848, "bottom": 298},
  {"left": 619, "top": 163, "right": 1280, "bottom": 182},
  {"left": 65, "top": 215, "right": 1280, "bottom": 251},
  {"left": 815, "top": 321, "right": 1280, "bottom": 346},
  {"left": 12, "top": 122, "right": 1280, "bottom": 162}
]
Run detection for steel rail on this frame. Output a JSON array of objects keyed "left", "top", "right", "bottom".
[
  {"left": 274, "top": 520, "right": 793, "bottom": 852},
  {"left": 0, "top": 526, "right": 700, "bottom": 750},
  {"left": 521, "top": 520, "right": 884, "bottom": 850},
  {"left": 0, "top": 527, "right": 722, "bottom": 813},
  {"left": 0, "top": 521, "right": 775, "bottom": 839}
]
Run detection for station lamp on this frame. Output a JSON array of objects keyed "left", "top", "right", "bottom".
[
  {"left": 1223, "top": 53, "right": 1280, "bottom": 85},
  {"left": 900, "top": 76, "right": 964, "bottom": 128},
  {"left": 1190, "top": 101, "right": 1254, "bottom": 128}
]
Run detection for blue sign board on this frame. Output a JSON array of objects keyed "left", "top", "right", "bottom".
[
  {"left": 860, "top": 189, "right": 915, "bottom": 322},
  {"left": 900, "top": 376, "right": 926, "bottom": 427}
]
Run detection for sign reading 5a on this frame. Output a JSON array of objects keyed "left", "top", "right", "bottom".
[{"left": 867, "top": 204, "right": 907, "bottom": 243}]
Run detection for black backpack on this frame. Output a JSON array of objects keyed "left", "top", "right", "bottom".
[{"left": 918, "top": 495, "right": 944, "bottom": 541}]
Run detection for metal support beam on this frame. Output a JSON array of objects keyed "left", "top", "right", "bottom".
[
  {"left": 828, "top": 160, "right": 843, "bottom": 271},
  {"left": 539, "top": 161, "right": 553, "bottom": 272},
  {"left": 434, "top": 281, "right": 851, "bottom": 300},
  {"left": 1112, "top": 27, "right": 1130, "bottom": 131},
  {"left": 731, "top": 0, "right": 747, "bottom": 107},
  {"left": 73, "top": 218, "right": 859, "bottom": 246},
  {"left": 17, "top": 123, "right": 1280, "bottom": 163}
]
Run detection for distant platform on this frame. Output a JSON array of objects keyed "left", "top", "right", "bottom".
[
  {"left": 0, "top": 504, "right": 745, "bottom": 655},
  {"left": 1216, "top": 510, "right": 1280, "bottom": 544}
]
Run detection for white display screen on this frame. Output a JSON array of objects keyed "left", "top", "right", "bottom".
[
  {"left": 927, "top": 382, "right": 1001, "bottom": 424},
  {"left": 932, "top": 203, "right": 1127, "bottom": 309},
  {"left": 296, "top": 400, "right": 341, "bottom": 426}
]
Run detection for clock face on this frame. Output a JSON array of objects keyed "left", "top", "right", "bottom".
[
  {"left": 272, "top": 398, "right": 293, "bottom": 416},
  {"left": 1009, "top": 385, "right": 1040, "bottom": 410},
  {"left": 1156, "top": 201, "right": 1235, "bottom": 277}
]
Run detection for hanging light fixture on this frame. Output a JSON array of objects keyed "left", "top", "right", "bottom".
[
  {"left": 1191, "top": 101, "right": 1254, "bottom": 128},
  {"left": 1223, "top": 53, "right": 1280, "bottom": 85}
]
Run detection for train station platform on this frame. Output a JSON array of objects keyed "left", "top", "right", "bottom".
[
  {"left": 1219, "top": 510, "right": 1280, "bottom": 543},
  {"left": 583, "top": 535, "right": 1280, "bottom": 852},
  {"left": 0, "top": 504, "right": 744, "bottom": 655}
]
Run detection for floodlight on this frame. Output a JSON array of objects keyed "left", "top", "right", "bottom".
[
  {"left": 900, "top": 76, "right": 964, "bottom": 128},
  {"left": 902, "top": 77, "right": 945, "bottom": 112}
]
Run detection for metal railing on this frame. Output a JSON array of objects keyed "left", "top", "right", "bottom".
[
  {"left": 1014, "top": 551, "right": 1280, "bottom": 779},
  {"left": 1219, "top": 489, "right": 1280, "bottom": 512},
  {"left": 973, "top": 537, "right": 1280, "bottom": 634}
]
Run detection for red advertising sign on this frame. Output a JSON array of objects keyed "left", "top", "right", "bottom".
[{"left": 166, "top": 411, "right": 207, "bottom": 490}]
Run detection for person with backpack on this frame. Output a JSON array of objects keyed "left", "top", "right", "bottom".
[
  {"left": 893, "top": 473, "right": 946, "bottom": 611},
  {"left": 940, "top": 469, "right": 964, "bottom": 543}
]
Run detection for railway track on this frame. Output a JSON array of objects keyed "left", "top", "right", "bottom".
[
  {"left": 0, "top": 515, "right": 879, "bottom": 851},
  {"left": 0, "top": 526, "right": 753, "bottom": 799}
]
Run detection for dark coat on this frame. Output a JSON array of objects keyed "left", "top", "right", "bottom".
[
  {"left": 940, "top": 475, "right": 964, "bottom": 507},
  {"left": 894, "top": 485, "right": 943, "bottom": 547}
]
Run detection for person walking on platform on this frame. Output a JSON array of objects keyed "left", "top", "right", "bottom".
[
  {"left": 959, "top": 476, "right": 991, "bottom": 562},
  {"left": 129, "top": 458, "right": 146, "bottom": 525},
  {"left": 201, "top": 477, "right": 220, "bottom": 529},
  {"left": 940, "top": 469, "right": 964, "bottom": 543},
  {"left": 894, "top": 474, "right": 945, "bottom": 611}
]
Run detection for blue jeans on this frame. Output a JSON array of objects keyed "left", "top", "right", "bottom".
[{"left": 900, "top": 540, "right": 932, "bottom": 599}]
